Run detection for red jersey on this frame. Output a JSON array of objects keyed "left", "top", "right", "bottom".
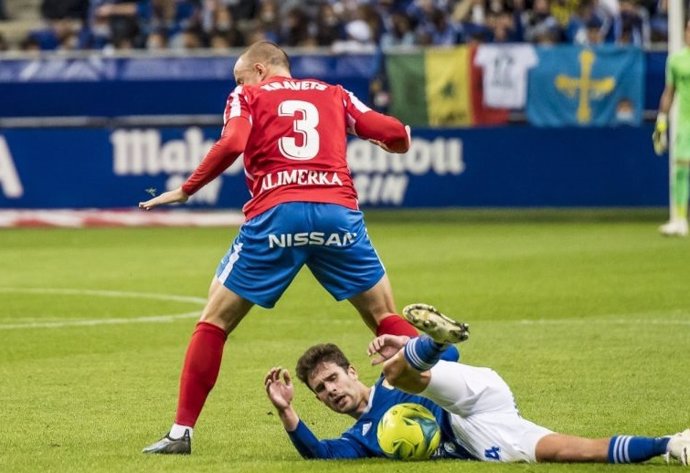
[{"left": 182, "top": 75, "right": 409, "bottom": 220}]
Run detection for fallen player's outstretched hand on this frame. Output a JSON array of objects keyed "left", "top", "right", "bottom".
[
  {"left": 368, "top": 334, "right": 410, "bottom": 366},
  {"left": 139, "top": 187, "right": 189, "bottom": 210},
  {"left": 264, "top": 367, "right": 294, "bottom": 411}
]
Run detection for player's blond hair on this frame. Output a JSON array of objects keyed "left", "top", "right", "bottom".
[{"left": 242, "top": 41, "right": 290, "bottom": 71}]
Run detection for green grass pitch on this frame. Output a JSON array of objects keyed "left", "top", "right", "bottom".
[{"left": 1, "top": 209, "right": 689, "bottom": 472}]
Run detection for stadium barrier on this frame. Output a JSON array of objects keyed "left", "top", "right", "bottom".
[{"left": 0, "top": 125, "right": 667, "bottom": 211}]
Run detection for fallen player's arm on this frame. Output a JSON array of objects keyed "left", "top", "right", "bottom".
[
  {"left": 287, "top": 420, "right": 368, "bottom": 459},
  {"left": 265, "top": 367, "right": 368, "bottom": 459}
]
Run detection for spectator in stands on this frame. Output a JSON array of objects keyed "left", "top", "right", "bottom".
[
  {"left": 42, "top": 0, "right": 89, "bottom": 21},
  {"left": 242, "top": 23, "right": 270, "bottom": 44},
  {"left": 148, "top": 0, "right": 175, "bottom": 35},
  {"left": 202, "top": 5, "right": 244, "bottom": 46},
  {"left": 53, "top": 19, "right": 82, "bottom": 50},
  {"left": 522, "top": 0, "right": 561, "bottom": 42},
  {"left": 417, "top": 7, "right": 465, "bottom": 45},
  {"left": 148, "top": 0, "right": 200, "bottom": 37},
  {"left": 566, "top": 0, "right": 612, "bottom": 44},
  {"left": 19, "top": 34, "right": 42, "bottom": 52},
  {"left": 278, "top": 6, "right": 311, "bottom": 46},
  {"left": 252, "top": 0, "right": 280, "bottom": 43},
  {"left": 314, "top": 3, "right": 345, "bottom": 46},
  {"left": 550, "top": 0, "right": 580, "bottom": 28},
  {"left": 209, "top": 26, "right": 244, "bottom": 48},
  {"left": 146, "top": 27, "right": 168, "bottom": 49},
  {"left": 0, "top": 0, "right": 675, "bottom": 51},
  {"left": 531, "top": 21, "right": 562, "bottom": 43},
  {"left": 599, "top": 0, "right": 621, "bottom": 21},
  {"left": 406, "top": 0, "right": 440, "bottom": 26},
  {"left": 333, "top": 18, "right": 377, "bottom": 53},
  {"left": 614, "top": 0, "right": 649, "bottom": 45},
  {"left": 450, "top": 0, "right": 475, "bottom": 27},
  {"left": 649, "top": 0, "right": 667, "bottom": 42},
  {"left": 0, "top": 32, "right": 8, "bottom": 50},
  {"left": 171, "top": 24, "right": 204, "bottom": 48},
  {"left": 490, "top": 9, "right": 521, "bottom": 42},
  {"left": 380, "top": 11, "right": 416, "bottom": 48},
  {"left": 87, "top": 0, "right": 146, "bottom": 49},
  {"left": 583, "top": 16, "right": 605, "bottom": 44},
  {"left": 451, "top": 0, "right": 494, "bottom": 42},
  {"left": 358, "top": 4, "right": 385, "bottom": 44},
  {"left": 226, "top": 0, "right": 257, "bottom": 22}
]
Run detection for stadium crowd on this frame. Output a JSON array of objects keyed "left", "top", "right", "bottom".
[{"left": 0, "top": 0, "right": 671, "bottom": 53}]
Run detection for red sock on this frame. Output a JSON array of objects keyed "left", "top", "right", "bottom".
[
  {"left": 376, "top": 314, "right": 418, "bottom": 337},
  {"left": 175, "top": 321, "right": 227, "bottom": 427}
]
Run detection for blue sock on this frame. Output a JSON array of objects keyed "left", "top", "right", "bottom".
[
  {"left": 607, "top": 435, "right": 670, "bottom": 463},
  {"left": 403, "top": 336, "right": 447, "bottom": 371}
]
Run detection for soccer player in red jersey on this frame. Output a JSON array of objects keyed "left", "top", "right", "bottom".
[{"left": 139, "top": 41, "right": 418, "bottom": 454}]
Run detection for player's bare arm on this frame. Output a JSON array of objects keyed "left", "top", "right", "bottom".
[
  {"left": 264, "top": 367, "right": 300, "bottom": 431},
  {"left": 139, "top": 187, "right": 189, "bottom": 210}
]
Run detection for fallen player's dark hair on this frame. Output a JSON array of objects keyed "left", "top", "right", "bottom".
[{"left": 296, "top": 343, "right": 351, "bottom": 389}]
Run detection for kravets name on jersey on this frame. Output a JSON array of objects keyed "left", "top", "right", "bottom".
[{"left": 260, "top": 80, "right": 328, "bottom": 92}]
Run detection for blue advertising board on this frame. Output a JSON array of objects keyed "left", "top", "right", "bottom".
[{"left": 0, "top": 126, "right": 668, "bottom": 210}]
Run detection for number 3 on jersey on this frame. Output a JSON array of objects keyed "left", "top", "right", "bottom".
[{"left": 278, "top": 100, "right": 320, "bottom": 160}]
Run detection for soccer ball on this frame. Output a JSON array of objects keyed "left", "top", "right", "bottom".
[{"left": 376, "top": 403, "right": 441, "bottom": 460}]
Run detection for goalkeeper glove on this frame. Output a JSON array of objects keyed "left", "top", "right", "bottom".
[{"left": 653, "top": 113, "right": 668, "bottom": 156}]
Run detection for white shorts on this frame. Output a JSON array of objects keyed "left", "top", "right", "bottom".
[{"left": 420, "top": 361, "right": 552, "bottom": 463}]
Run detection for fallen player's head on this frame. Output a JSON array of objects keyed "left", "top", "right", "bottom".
[{"left": 296, "top": 343, "right": 369, "bottom": 416}]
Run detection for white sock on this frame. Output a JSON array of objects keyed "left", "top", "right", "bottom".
[{"left": 170, "top": 424, "right": 193, "bottom": 439}]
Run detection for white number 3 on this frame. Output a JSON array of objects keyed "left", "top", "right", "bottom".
[{"left": 278, "top": 100, "right": 320, "bottom": 160}]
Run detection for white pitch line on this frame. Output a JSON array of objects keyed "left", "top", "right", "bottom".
[
  {"left": 0, "top": 287, "right": 206, "bottom": 330},
  {"left": 0, "top": 311, "right": 200, "bottom": 330},
  {"left": 0, "top": 287, "right": 207, "bottom": 305}
]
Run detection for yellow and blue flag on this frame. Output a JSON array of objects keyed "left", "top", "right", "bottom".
[{"left": 526, "top": 45, "right": 644, "bottom": 127}]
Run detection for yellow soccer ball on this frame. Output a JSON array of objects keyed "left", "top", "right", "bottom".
[{"left": 376, "top": 403, "right": 441, "bottom": 460}]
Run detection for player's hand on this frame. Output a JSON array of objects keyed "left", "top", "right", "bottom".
[
  {"left": 653, "top": 113, "right": 668, "bottom": 156},
  {"left": 369, "top": 125, "right": 411, "bottom": 154},
  {"left": 138, "top": 187, "right": 189, "bottom": 210},
  {"left": 368, "top": 334, "right": 410, "bottom": 365},
  {"left": 264, "top": 367, "right": 294, "bottom": 411}
]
